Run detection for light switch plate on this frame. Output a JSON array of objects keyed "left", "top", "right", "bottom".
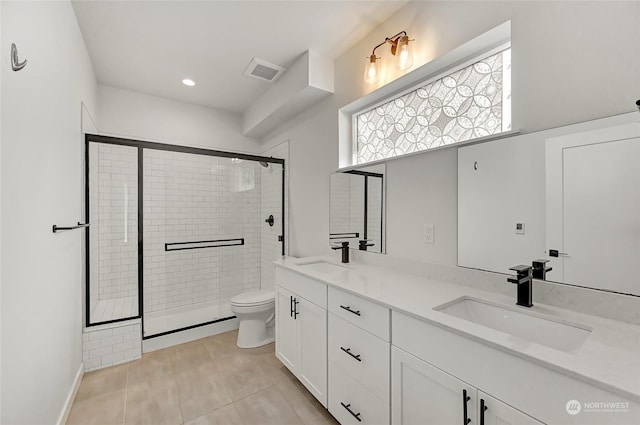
[
  {"left": 424, "top": 224, "right": 435, "bottom": 244},
  {"left": 515, "top": 222, "right": 525, "bottom": 235}
]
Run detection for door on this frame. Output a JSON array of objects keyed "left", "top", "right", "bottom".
[
  {"left": 298, "top": 297, "right": 328, "bottom": 407},
  {"left": 478, "top": 391, "right": 544, "bottom": 425},
  {"left": 275, "top": 286, "right": 297, "bottom": 372},
  {"left": 392, "top": 346, "right": 477, "bottom": 425},
  {"left": 86, "top": 142, "right": 140, "bottom": 326},
  {"left": 546, "top": 123, "right": 640, "bottom": 293}
]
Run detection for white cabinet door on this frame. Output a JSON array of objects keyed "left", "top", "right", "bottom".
[
  {"left": 392, "top": 346, "right": 477, "bottom": 425},
  {"left": 275, "top": 286, "right": 297, "bottom": 373},
  {"left": 298, "top": 297, "right": 328, "bottom": 407},
  {"left": 478, "top": 391, "right": 544, "bottom": 425}
]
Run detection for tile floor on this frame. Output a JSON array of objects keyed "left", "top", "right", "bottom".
[{"left": 67, "top": 330, "right": 339, "bottom": 425}]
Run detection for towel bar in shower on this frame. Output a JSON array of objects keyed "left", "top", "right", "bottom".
[{"left": 165, "top": 238, "right": 245, "bottom": 252}]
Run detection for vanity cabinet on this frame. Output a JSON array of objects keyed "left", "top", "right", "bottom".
[
  {"left": 391, "top": 346, "right": 542, "bottom": 425},
  {"left": 391, "top": 310, "right": 640, "bottom": 425},
  {"left": 327, "top": 287, "right": 391, "bottom": 424},
  {"left": 275, "top": 268, "right": 328, "bottom": 407}
]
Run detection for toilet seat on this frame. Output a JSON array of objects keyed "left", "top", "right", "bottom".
[{"left": 230, "top": 290, "right": 275, "bottom": 307}]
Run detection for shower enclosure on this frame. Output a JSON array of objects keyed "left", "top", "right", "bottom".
[{"left": 85, "top": 134, "right": 285, "bottom": 339}]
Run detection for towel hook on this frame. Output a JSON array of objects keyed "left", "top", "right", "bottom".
[{"left": 11, "top": 43, "right": 27, "bottom": 71}]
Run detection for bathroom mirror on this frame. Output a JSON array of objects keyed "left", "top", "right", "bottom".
[
  {"left": 329, "top": 164, "right": 385, "bottom": 254},
  {"left": 458, "top": 114, "right": 640, "bottom": 296}
]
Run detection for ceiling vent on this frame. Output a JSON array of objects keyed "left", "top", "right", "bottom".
[{"left": 244, "top": 58, "right": 286, "bottom": 82}]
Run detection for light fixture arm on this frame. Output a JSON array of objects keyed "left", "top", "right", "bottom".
[
  {"left": 370, "top": 31, "right": 408, "bottom": 57},
  {"left": 385, "top": 31, "right": 408, "bottom": 56}
]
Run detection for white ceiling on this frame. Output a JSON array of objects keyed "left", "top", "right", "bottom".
[{"left": 72, "top": 1, "right": 407, "bottom": 114}]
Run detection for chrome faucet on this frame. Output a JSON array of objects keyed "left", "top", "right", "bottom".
[
  {"left": 507, "top": 265, "right": 533, "bottom": 307},
  {"left": 332, "top": 241, "right": 350, "bottom": 263}
]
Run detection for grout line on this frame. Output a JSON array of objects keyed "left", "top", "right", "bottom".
[{"left": 229, "top": 402, "right": 247, "bottom": 425}]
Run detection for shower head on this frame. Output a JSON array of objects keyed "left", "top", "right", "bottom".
[{"left": 259, "top": 161, "right": 269, "bottom": 168}]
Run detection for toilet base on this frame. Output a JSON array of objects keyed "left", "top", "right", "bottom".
[{"left": 236, "top": 318, "right": 275, "bottom": 348}]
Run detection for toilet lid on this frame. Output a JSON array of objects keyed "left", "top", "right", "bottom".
[{"left": 230, "top": 290, "right": 275, "bottom": 307}]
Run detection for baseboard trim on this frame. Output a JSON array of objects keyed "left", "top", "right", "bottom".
[{"left": 57, "top": 363, "right": 84, "bottom": 425}]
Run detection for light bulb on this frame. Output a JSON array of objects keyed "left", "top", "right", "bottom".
[
  {"left": 364, "top": 55, "right": 379, "bottom": 84},
  {"left": 182, "top": 78, "right": 195, "bottom": 86},
  {"left": 395, "top": 36, "right": 413, "bottom": 70}
]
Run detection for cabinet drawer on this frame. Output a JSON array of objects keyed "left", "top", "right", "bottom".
[
  {"left": 275, "top": 266, "right": 327, "bottom": 308},
  {"left": 328, "top": 287, "right": 390, "bottom": 341},
  {"left": 329, "top": 361, "right": 389, "bottom": 425},
  {"left": 328, "top": 314, "right": 390, "bottom": 402}
]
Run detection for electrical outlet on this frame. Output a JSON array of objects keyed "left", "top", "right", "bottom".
[{"left": 424, "top": 224, "right": 435, "bottom": 244}]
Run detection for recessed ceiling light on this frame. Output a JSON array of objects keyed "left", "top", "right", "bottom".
[{"left": 182, "top": 78, "right": 195, "bottom": 87}]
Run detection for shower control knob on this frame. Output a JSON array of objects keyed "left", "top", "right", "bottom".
[{"left": 265, "top": 215, "right": 274, "bottom": 227}]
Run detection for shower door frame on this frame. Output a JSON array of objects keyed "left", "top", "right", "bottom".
[{"left": 85, "top": 133, "right": 286, "bottom": 334}]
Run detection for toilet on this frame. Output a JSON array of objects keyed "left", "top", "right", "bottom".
[{"left": 230, "top": 290, "right": 275, "bottom": 348}]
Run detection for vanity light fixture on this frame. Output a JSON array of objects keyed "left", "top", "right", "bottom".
[
  {"left": 364, "top": 30, "right": 414, "bottom": 84},
  {"left": 182, "top": 78, "right": 195, "bottom": 87}
]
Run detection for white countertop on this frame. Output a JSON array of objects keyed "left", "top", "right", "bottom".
[{"left": 274, "top": 255, "right": 640, "bottom": 403}]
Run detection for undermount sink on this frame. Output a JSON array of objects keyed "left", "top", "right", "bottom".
[
  {"left": 296, "top": 260, "right": 348, "bottom": 274},
  {"left": 435, "top": 297, "right": 592, "bottom": 352}
]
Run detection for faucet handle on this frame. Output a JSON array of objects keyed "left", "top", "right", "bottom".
[
  {"left": 509, "top": 264, "right": 532, "bottom": 274},
  {"left": 532, "top": 259, "right": 551, "bottom": 269}
]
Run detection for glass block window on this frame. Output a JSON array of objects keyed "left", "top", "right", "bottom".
[{"left": 355, "top": 48, "right": 511, "bottom": 164}]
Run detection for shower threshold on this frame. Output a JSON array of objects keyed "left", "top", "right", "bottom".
[{"left": 144, "top": 301, "right": 233, "bottom": 338}]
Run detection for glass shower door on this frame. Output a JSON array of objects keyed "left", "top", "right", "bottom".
[
  {"left": 142, "top": 151, "right": 264, "bottom": 337},
  {"left": 87, "top": 142, "right": 140, "bottom": 326}
]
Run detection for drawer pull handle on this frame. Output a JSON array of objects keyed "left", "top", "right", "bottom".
[
  {"left": 340, "top": 305, "right": 361, "bottom": 316},
  {"left": 480, "top": 398, "right": 487, "bottom": 425},
  {"left": 340, "top": 402, "right": 362, "bottom": 422},
  {"left": 290, "top": 296, "right": 294, "bottom": 318},
  {"left": 462, "top": 389, "right": 471, "bottom": 425},
  {"left": 340, "top": 346, "right": 362, "bottom": 362}
]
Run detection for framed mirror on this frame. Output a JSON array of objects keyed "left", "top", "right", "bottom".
[
  {"left": 458, "top": 113, "right": 640, "bottom": 296},
  {"left": 329, "top": 164, "right": 385, "bottom": 254}
]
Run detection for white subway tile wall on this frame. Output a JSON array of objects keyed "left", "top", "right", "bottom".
[
  {"left": 88, "top": 143, "right": 139, "bottom": 323},
  {"left": 330, "top": 173, "right": 352, "bottom": 235},
  {"left": 82, "top": 321, "right": 142, "bottom": 371},
  {"left": 142, "top": 150, "right": 262, "bottom": 333}
]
